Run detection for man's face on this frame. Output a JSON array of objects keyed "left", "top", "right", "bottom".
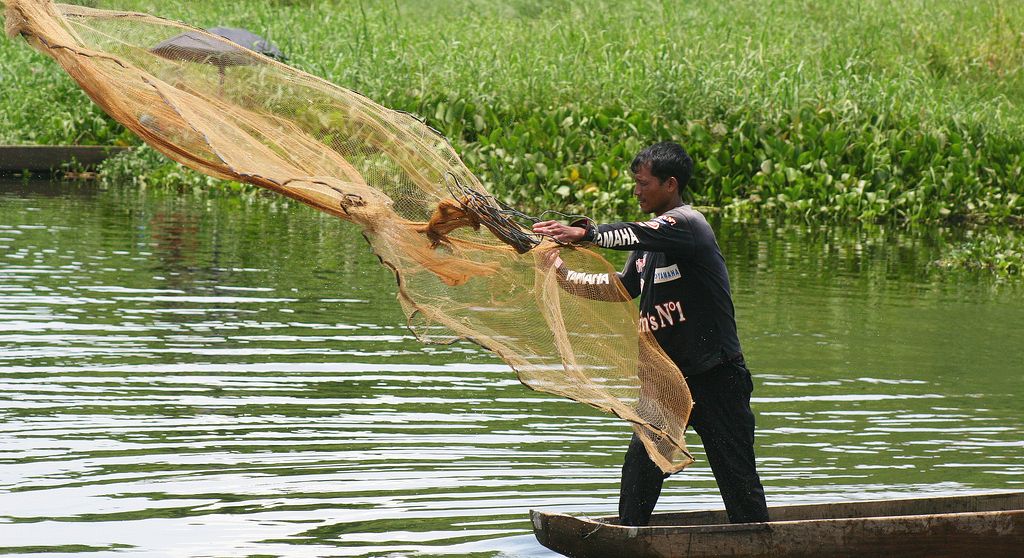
[{"left": 632, "top": 164, "right": 677, "bottom": 215}]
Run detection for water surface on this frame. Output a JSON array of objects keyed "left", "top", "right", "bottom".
[{"left": 1, "top": 179, "right": 1021, "bottom": 557}]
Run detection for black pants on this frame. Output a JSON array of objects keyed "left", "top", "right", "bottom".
[{"left": 618, "top": 359, "right": 769, "bottom": 526}]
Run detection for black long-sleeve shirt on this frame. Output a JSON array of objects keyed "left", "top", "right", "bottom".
[{"left": 557, "top": 205, "right": 742, "bottom": 377}]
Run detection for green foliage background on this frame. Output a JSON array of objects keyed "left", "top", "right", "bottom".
[{"left": 2, "top": 0, "right": 1023, "bottom": 227}]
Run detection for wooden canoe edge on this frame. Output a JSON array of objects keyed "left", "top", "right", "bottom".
[{"left": 646, "top": 490, "right": 1024, "bottom": 526}]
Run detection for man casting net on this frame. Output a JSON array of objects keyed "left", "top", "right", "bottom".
[{"left": 4, "top": 0, "right": 694, "bottom": 473}]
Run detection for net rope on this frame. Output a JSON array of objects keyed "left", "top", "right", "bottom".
[{"left": 5, "top": 0, "right": 694, "bottom": 473}]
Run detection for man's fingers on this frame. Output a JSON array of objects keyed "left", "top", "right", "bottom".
[
  {"left": 531, "top": 220, "right": 559, "bottom": 233},
  {"left": 533, "top": 222, "right": 588, "bottom": 245},
  {"left": 532, "top": 223, "right": 562, "bottom": 235}
]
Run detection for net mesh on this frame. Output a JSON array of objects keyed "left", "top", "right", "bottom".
[{"left": 5, "top": 0, "right": 694, "bottom": 473}]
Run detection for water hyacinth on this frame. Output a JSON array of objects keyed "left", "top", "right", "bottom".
[
  {"left": 1, "top": 0, "right": 1022, "bottom": 225},
  {"left": 934, "top": 230, "right": 1024, "bottom": 276}
]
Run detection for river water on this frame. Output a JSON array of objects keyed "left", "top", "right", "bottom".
[{"left": 1, "top": 179, "right": 1021, "bottom": 557}]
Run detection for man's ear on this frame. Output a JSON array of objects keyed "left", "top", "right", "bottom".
[{"left": 665, "top": 176, "right": 679, "bottom": 193}]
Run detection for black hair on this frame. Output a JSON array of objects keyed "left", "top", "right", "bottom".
[{"left": 630, "top": 142, "right": 694, "bottom": 189}]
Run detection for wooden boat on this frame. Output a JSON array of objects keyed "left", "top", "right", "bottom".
[{"left": 531, "top": 491, "right": 1024, "bottom": 558}]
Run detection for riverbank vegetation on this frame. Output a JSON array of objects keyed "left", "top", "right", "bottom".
[{"left": 2, "top": 0, "right": 1022, "bottom": 227}]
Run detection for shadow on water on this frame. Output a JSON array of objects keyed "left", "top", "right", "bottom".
[{"left": 0, "top": 179, "right": 1021, "bottom": 556}]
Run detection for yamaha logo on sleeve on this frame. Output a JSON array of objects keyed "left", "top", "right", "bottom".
[{"left": 653, "top": 264, "right": 681, "bottom": 284}]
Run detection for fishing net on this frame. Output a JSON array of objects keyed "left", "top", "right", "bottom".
[{"left": 4, "top": 0, "right": 694, "bottom": 473}]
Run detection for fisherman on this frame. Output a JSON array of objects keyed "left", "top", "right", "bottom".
[{"left": 532, "top": 142, "right": 769, "bottom": 526}]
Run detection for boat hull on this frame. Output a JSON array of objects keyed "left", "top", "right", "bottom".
[{"left": 531, "top": 491, "right": 1024, "bottom": 558}]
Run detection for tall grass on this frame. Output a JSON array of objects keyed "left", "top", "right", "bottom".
[{"left": 2, "top": 0, "right": 1022, "bottom": 223}]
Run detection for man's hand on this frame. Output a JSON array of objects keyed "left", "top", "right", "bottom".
[
  {"left": 535, "top": 246, "right": 563, "bottom": 271},
  {"left": 532, "top": 220, "right": 587, "bottom": 244}
]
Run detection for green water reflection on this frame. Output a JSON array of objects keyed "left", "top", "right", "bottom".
[{"left": 0, "top": 179, "right": 1021, "bottom": 557}]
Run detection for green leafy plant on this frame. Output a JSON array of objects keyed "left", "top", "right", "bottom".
[
  {"left": 934, "top": 231, "right": 1023, "bottom": 276},
  {"left": 2, "top": 0, "right": 1021, "bottom": 225}
]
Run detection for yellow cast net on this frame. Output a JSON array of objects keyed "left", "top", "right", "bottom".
[{"left": 4, "top": 0, "right": 694, "bottom": 473}]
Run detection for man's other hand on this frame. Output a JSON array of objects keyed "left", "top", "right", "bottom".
[
  {"left": 532, "top": 220, "right": 587, "bottom": 244},
  {"left": 535, "top": 246, "right": 563, "bottom": 271}
]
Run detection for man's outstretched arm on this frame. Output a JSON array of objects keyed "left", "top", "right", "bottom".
[{"left": 533, "top": 215, "right": 695, "bottom": 256}]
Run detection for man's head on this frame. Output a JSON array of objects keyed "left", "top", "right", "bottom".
[{"left": 630, "top": 142, "right": 693, "bottom": 215}]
